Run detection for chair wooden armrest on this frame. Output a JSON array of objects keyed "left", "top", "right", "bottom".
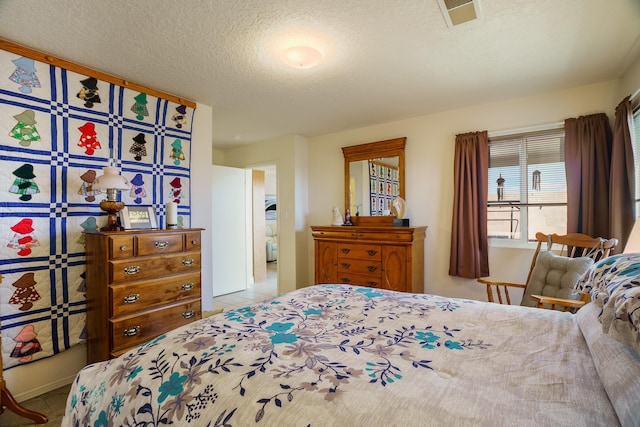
[
  {"left": 476, "top": 278, "right": 527, "bottom": 304},
  {"left": 530, "top": 294, "right": 586, "bottom": 312}
]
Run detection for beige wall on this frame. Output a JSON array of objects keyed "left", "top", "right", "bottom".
[
  {"left": 223, "top": 134, "right": 310, "bottom": 294},
  {"left": 617, "top": 48, "right": 640, "bottom": 102},
  {"left": 307, "top": 80, "right": 630, "bottom": 301}
]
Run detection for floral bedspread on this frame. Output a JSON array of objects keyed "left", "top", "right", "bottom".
[{"left": 62, "top": 285, "right": 618, "bottom": 426}]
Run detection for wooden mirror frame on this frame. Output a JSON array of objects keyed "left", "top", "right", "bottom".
[{"left": 342, "top": 137, "right": 406, "bottom": 221}]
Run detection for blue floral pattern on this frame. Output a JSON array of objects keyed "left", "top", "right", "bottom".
[{"left": 63, "top": 285, "right": 497, "bottom": 425}]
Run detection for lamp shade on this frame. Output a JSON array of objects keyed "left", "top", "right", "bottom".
[
  {"left": 623, "top": 218, "right": 640, "bottom": 253},
  {"left": 93, "top": 166, "right": 130, "bottom": 191}
]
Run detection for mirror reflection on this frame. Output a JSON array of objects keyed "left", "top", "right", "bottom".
[
  {"left": 348, "top": 156, "right": 400, "bottom": 216},
  {"left": 342, "top": 137, "right": 406, "bottom": 218}
]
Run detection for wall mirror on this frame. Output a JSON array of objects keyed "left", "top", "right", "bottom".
[{"left": 342, "top": 137, "right": 405, "bottom": 218}]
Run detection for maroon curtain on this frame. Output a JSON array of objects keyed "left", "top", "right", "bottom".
[
  {"left": 610, "top": 96, "right": 636, "bottom": 250},
  {"left": 449, "top": 131, "right": 489, "bottom": 278},
  {"left": 565, "top": 113, "right": 613, "bottom": 238}
]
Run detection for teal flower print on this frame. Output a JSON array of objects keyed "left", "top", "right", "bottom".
[
  {"left": 303, "top": 307, "right": 322, "bottom": 316},
  {"left": 111, "top": 393, "right": 125, "bottom": 415},
  {"left": 270, "top": 333, "right": 298, "bottom": 344},
  {"left": 618, "top": 262, "right": 640, "bottom": 277},
  {"left": 94, "top": 410, "right": 108, "bottom": 427},
  {"left": 415, "top": 331, "right": 440, "bottom": 349},
  {"left": 445, "top": 340, "right": 464, "bottom": 350},
  {"left": 157, "top": 371, "right": 188, "bottom": 403},
  {"left": 126, "top": 365, "right": 142, "bottom": 382},
  {"left": 225, "top": 306, "right": 256, "bottom": 322},
  {"left": 266, "top": 322, "right": 294, "bottom": 332},
  {"left": 356, "top": 288, "right": 384, "bottom": 298},
  {"left": 70, "top": 394, "right": 77, "bottom": 410}
]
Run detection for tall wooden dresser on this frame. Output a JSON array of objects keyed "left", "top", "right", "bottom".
[
  {"left": 311, "top": 225, "right": 427, "bottom": 293},
  {"left": 84, "top": 228, "right": 203, "bottom": 364}
]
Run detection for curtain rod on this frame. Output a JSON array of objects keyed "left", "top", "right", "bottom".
[{"left": 0, "top": 38, "right": 197, "bottom": 109}]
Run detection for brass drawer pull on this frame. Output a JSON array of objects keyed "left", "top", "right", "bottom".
[
  {"left": 340, "top": 263, "right": 351, "bottom": 269},
  {"left": 366, "top": 282, "right": 378, "bottom": 287},
  {"left": 123, "top": 326, "right": 140, "bottom": 336},
  {"left": 340, "top": 248, "right": 351, "bottom": 254},
  {"left": 182, "top": 310, "right": 195, "bottom": 319},
  {"left": 367, "top": 266, "right": 378, "bottom": 272},
  {"left": 154, "top": 241, "right": 169, "bottom": 249},
  {"left": 123, "top": 293, "right": 139, "bottom": 304},
  {"left": 367, "top": 250, "right": 378, "bottom": 256},
  {"left": 182, "top": 258, "right": 194, "bottom": 266},
  {"left": 340, "top": 277, "right": 351, "bottom": 283},
  {"left": 119, "top": 245, "right": 128, "bottom": 251},
  {"left": 124, "top": 265, "right": 140, "bottom": 275},
  {"left": 181, "top": 282, "right": 194, "bottom": 291}
]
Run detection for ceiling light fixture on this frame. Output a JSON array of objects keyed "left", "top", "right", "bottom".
[{"left": 281, "top": 46, "right": 322, "bottom": 69}]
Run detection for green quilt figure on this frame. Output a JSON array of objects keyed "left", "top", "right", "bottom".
[{"left": 9, "top": 110, "right": 40, "bottom": 146}]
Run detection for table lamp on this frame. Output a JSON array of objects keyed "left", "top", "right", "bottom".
[{"left": 94, "top": 166, "right": 130, "bottom": 231}]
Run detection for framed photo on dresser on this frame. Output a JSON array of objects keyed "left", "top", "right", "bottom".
[{"left": 119, "top": 206, "right": 158, "bottom": 229}]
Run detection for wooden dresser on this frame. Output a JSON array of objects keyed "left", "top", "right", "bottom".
[
  {"left": 84, "top": 228, "right": 203, "bottom": 364},
  {"left": 311, "top": 225, "right": 427, "bottom": 293}
]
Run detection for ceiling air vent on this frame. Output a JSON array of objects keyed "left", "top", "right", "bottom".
[{"left": 437, "top": 0, "right": 482, "bottom": 28}]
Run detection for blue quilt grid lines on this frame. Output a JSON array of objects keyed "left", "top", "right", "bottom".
[{"left": 0, "top": 47, "right": 194, "bottom": 369}]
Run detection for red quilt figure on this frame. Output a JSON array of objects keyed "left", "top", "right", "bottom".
[
  {"left": 7, "top": 218, "right": 40, "bottom": 256},
  {"left": 78, "top": 122, "right": 101, "bottom": 155},
  {"left": 169, "top": 177, "right": 183, "bottom": 204}
]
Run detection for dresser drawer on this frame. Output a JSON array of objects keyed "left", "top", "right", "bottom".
[
  {"left": 109, "top": 235, "right": 135, "bottom": 259},
  {"left": 312, "top": 230, "right": 357, "bottom": 240},
  {"left": 109, "top": 252, "right": 201, "bottom": 284},
  {"left": 110, "top": 299, "right": 201, "bottom": 353},
  {"left": 184, "top": 231, "right": 201, "bottom": 252},
  {"left": 357, "top": 232, "right": 414, "bottom": 242},
  {"left": 336, "top": 273, "right": 382, "bottom": 288},
  {"left": 337, "top": 258, "right": 381, "bottom": 276},
  {"left": 110, "top": 272, "right": 201, "bottom": 317},
  {"left": 136, "top": 233, "right": 184, "bottom": 256},
  {"left": 336, "top": 243, "right": 382, "bottom": 261}
]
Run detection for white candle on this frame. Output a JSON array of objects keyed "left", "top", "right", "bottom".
[{"left": 166, "top": 202, "right": 178, "bottom": 227}]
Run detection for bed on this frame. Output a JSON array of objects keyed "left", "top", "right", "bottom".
[{"left": 62, "top": 255, "right": 640, "bottom": 426}]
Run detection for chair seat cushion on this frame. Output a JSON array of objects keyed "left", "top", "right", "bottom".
[{"left": 521, "top": 251, "right": 594, "bottom": 308}]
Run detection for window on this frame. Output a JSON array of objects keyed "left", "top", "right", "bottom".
[{"left": 487, "top": 127, "right": 566, "bottom": 242}]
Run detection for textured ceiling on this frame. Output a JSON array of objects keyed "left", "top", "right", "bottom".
[{"left": 1, "top": 0, "right": 639, "bottom": 149}]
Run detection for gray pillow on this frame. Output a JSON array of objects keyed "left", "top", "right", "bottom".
[{"left": 521, "top": 250, "right": 594, "bottom": 309}]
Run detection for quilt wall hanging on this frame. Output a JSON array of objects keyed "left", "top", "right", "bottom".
[
  {"left": 0, "top": 40, "right": 196, "bottom": 369},
  {"left": 368, "top": 159, "right": 399, "bottom": 216}
]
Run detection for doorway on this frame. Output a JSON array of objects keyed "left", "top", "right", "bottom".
[{"left": 251, "top": 164, "right": 278, "bottom": 294}]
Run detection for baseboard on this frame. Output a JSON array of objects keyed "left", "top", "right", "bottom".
[{"left": 13, "top": 373, "right": 76, "bottom": 403}]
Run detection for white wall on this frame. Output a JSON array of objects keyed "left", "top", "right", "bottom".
[
  {"left": 307, "top": 80, "right": 628, "bottom": 301},
  {"left": 617, "top": 49, "right": 640, "bottom": 101},
  {"left": 223, "top": 135, "right": 310, "bottom": 294},
  {"left": 4, "top": 103, "right": 214, "bottom": 402},
  {"left": 191, "top": 105, "right": 214, "bottom": 310}
]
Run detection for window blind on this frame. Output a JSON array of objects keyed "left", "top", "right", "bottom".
[{"left": 488, "top": 128, "right": 566, "bottom": 207}]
